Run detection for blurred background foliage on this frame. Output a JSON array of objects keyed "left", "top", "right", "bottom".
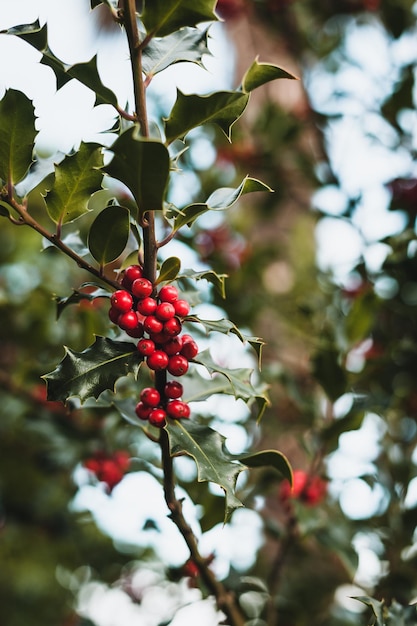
[{"left": 1, "top": 0, "right": 417, "bottom": 624}]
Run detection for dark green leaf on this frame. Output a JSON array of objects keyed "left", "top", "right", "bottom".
[
  {"left": 188, "top": 316, "right": 265, "bottom": 368},
  {"left": 157, "top": 256, "right": 181, "bottom": 283},
  {"left": 141, "top": 0, "right": 217, "bottom": 37},
  {"left": 56, "top": 283, "right": 111, "bottom": 319},
  {"left": 4, "top": 22, "right": 118, "bottom": 107},
  {"left": 164, "top": 90, "right": 249, "bottom": 144},
  {"left": 43, "top": 336, "right": 142, "bottom": 403},
  {"left": 353, "top": 597, "right": 385, "bottom": 625},
  {"left": 312, "top": 346, "right": 346, "bottom": 401},
  {"left": 0, "top": 89, "right": 36, "bottom": 184},
  {"left": 179, "top": 268, "right": 227, "bottom": 298},
  {"left": 194, "top": 348, "right": 269, "bottom": 421},
  {"left": 66, "top": 56, "right": 118, "bottom": 107},
  {"left": 238, "top": 450, "right": 293, "bottom": 484},
  {"left": 143, "top": 27, "right": 210, "bottom": 77},
  {"left": 104, "top": 128, "right": 170, "bottom": 217},
  {"left": 88, "top": 204, "right": 130, "bottom": 265},
  {"left": 173, "top": 176, "right": 272, "bottom": 230},
  {"left": 242, "top": 57, "right": 298, "bottom": 93},
  {"left": 0, "top": 201, "right": 11, "bottom": 218},
  {"left": 45, "top": 143, "right": 104, "bottom": 225},
  {"left": 166, "top": 419, "right": 245, "bottom": 522},
  {"left": 320, "top": 410, "right": 365, "bottom": 452}
]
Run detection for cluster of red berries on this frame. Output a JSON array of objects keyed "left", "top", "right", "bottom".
[
  {"left": 109, "top": 264, "right": 199, "bottom": 428},
  {"left": 135, "top": 381, "right": 190, "bottom": 427},
  {"left": 279, "top": 470, "right": 327, "bottom": 507},
  {"left": 83, "top": 450, "right": 130, "bottom": 492}
]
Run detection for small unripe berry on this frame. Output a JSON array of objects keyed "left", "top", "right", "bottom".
[
  {"left": 135, "top": 401, "right": 152, "bottom": 420},
  {"left": 158, "top": 284, "right": 179, "bottom": 303},
  {"left": 163, "top": 317, "right": 182, "bottom": 337},
  {"left": 155, "top": 302, "right": 176, "bottom": 321},
  {"left": 144, "top": 315, "right": 164, "bottom": 334},
  {"left": 137, "top": 338, "right": 155, "bottom": 356},
  {"left": 164, "top": 380, "right": 183, "bottom": 399},
  {"left": 166, "top": 399, "right": 190, "bottom": 419},
  {"left": 118, "top": 310, "right": 140, "bottom": 331},
  {"left": 181, "top": 339, "right": 199, "bottom": 360},
  {"left": 111, "top": 289, "right": 133, "bottom": 312},
  {"left": 140, "top": 387, "right": 161, "bottom": 408},
  {"left": 121, "top": 264, "right": 143, "bottom": 288},
  {"left": 167, "top": 354, "right": 189, "bottom": 376},
  {"left": 131, "top": 277, "right": 153, "bottom": 298},
  {"left": 173, "top": 299, "right": 190, "bottom": 317},
  {"left": 147, "top": 350, "right": 169, "bottom": 371},
  {"left": 136, "top": 296, "right": 157, "bottom": 315},
  {"left": 149, "top": 408, "right": 167, "bottom": 427}
]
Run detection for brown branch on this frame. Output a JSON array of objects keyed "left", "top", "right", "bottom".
[
  {"left": 1, "top": 194, "right": 121, "bottom": 290},
  {"left": 159, "top": 427, "right": 246, "bottom": 626}
]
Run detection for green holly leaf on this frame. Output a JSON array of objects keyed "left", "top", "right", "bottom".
[
  {"left": 55, "top": 283, "right": 111, "bottom": 319},
  {"left": 178, "top": 268, "right": 227, "bottom": 298},
  {"left": 237, "top": 450, "right": 293, "bottom": 484},
  {"left": 0, "top": 201, "right": 11, "bottom": 218},
  {"left": 173, "top": 176, "right": 272, "bottom": 231},
  {"left": 143, "top": 27, "right": 210, "bottom": 77},
  {"left": 194, "top": 349, "right": 269, "bottom": 421},
  {"left": 45, "top": 143, "right": 103, "bottom": 225},
  {"left": 5, "top": 22, "right": 118, "bottom": 107},
  {"left": 187, "top": 317, "right": 265, "bottom": 368},
  {"left": 43, "top": 336, "right": 142, "bottom": 403},
  {"left": 156, "top": 256, "right": 181, "bottom": 283},
  {"left": 166, "top": 419, "right": 245, "bottom": 522},
  {"left": 353, "top": 597, "right": 385, "bottom": 625},
  {"left": 141, "top": 0, "right": 217, "bottom": 37},
  {"left": 104, "top": 128, "right": 170, "bottom": 217},
  {"left": 241, "top": 57, "right": 298, "bottom": 93},
  {"left": 164, "top": 90, "right": 249, "bottom": 144},
  {"left": 88, "top": 204, "right": 130, "bottom": 266},
  {"left": 0, "top": 89, "right": 36, "bottom": 185}
]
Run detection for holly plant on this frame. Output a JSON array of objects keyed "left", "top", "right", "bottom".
[{"left": 0, "top": 1, "right": 297, "bottom": 623}]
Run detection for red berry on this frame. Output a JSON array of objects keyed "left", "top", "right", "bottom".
[
  {"left": 158, "top": 284, "right": 179, "bottom": 303},
  {"left": 109, "top": 306, "right": 121, "bottom": 324},
  {"left": 84, "top": 458, "right": 101, "bottom": 473},
  {"left": 166, "top": 399, "right": 190, "bottom": 419},
  {"left": 163, "top": 317, "right": 182, "bottom": 337},
  {"left": 165, "top": 381, "right": 183, "bottom": 399},
  {"left": 181, "top": 339, "right": 199, "bottom": 360},
  {"left": 137, "top": 338, "right": 155, "bottom": 356},
  {"left": 135, "top": 401, "right": 152, "bottom": 420},
  {"left": 113, "top": 450, "right": 130, "bottom": 472},
  {"left": 118, "top": 310, "right": 140, "bottom": 331},
  {"left": 148, "top": 408, "right": 167, "bottom": 427},
  {"left": 181, "top": 334, "right": 194, "bottom": 344},
  {"left": 144, "top": 315, "right": 164, "bottom": 334},
  {"left": 173, "top": 299, "right": 190, "bottom": 317},
  {"left": 126, "top": 319, "right": 144, "bottom": 338},
  {"left": 167, "top": 354, "right": 189, "bottom": 376},
  {"left": 132, "top": 277, "right": 153, "bottom": 298},
  {"left": 155, "top": 302, "right": 176, "bottom": 321},
  {"left": 136, "top": 296, "right": 157, "bottom": 315},
  {"left": 147, "top": 350, "right": 169, "bottom": 371},
  {"left": 97, "top": 459, "right": 124, "bottom": 490},
  {"left": 111, "top": 289, "right": 133, "bottom": 312},
  {"left": 140, "top": 387, "right": 161, "bottom": 407},
  {"left": 121, "top": 264, "right": 143, "bottom": 288},
  {"left": 164, "top": 337, "right": 183, "bottom": 355},
  {"left": 149, "top": 331, "right": 170, "bottom": 345}
]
